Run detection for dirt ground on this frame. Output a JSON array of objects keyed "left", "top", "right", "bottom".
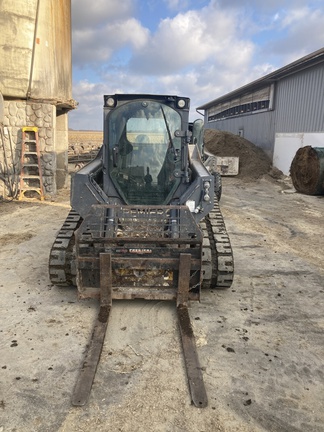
[{"left": 0, "top": 174, "right": 324, "bottom": 432}]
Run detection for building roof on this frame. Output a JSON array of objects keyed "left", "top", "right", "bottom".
[{"left": 197, "top": 47, "right": 324, "bottom": 110}]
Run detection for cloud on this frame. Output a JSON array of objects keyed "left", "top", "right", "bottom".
[
  {"left": 73, "top": 18, "right": 149, "bottom": 66},
  {"left": 71, "top": 0, "right": 134, "bottom": 29},
  {"left": 69, "top": 80, "right": 105, "bottom": 130},
  {"left": 69, "top": 73, "right": 159, "bottom": 130},
  {"left": 70, "top": 0, "right": 324, "bottom": 129},
  {"left": 262, "top": 6, "right": 324, "bottom": 61},
  {"left": 129, "top": 5, "right": 253, "bottom": 75},
  {"left": 72, "top": 0, "right": 149, "bottom": 66},
  {"left": 163, "top": 0, "right": 190, "bottom": 10},
  {"left": 216, "top": 0, "right": 310, "bottom": 11}
]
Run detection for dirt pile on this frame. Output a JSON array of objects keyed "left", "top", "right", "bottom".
[{"left": 204, "top": 129, "right": 280, "bottom": 180}]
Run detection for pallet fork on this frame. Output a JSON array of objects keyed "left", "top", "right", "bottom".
[{"left": 71, "top": 252, "right": 208, "bottom": 408}]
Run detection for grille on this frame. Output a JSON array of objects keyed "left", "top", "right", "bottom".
[{"left": 79, "top": 204, "right": 202, "bottom": 243}]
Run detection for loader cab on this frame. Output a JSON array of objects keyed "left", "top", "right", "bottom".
[{"left": 103, "top": 95, "right": 190, "bottom": 205}]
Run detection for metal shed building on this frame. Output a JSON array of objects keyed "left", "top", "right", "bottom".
[{"left": 197, "top": 48, "right": 324, "bottom": 174}]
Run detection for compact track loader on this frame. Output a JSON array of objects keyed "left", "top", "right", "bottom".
[{"left": 49, "top": 94, "right": 233, "bottom": 407}]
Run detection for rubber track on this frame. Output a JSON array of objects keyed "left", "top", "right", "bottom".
[
  {"left": 49, "top": 210, "right": 82, "bottom": 286},
  {"left": 200, "top": 197, "right": 234, "bottom": 289}
]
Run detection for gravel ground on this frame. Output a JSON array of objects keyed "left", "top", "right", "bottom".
[{"left": 0, "top": 176, "right": 323, "bottom": 432}]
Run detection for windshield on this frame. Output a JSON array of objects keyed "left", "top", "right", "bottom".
[{"left": 108, "top": 100, "right": 182, "bottom": 204}]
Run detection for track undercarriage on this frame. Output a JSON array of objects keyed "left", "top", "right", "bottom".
[{"left": 49, "top": 197, "right": 233, "bottom": 291}]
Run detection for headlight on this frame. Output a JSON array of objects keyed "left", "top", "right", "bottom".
[
  {"left": 106, "top": 97, "right": 115, "bottom": 107},
  {"left": 177, "top": 99, "right": 186, "bottom": 108}
]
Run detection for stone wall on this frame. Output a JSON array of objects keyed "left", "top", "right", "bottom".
[{"left": 0, "top": 100, "right": 58, "bottom": 196}]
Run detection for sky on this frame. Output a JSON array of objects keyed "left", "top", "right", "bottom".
[{"left": 69, "top": 0, "right": 324, "bottom": 130}]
